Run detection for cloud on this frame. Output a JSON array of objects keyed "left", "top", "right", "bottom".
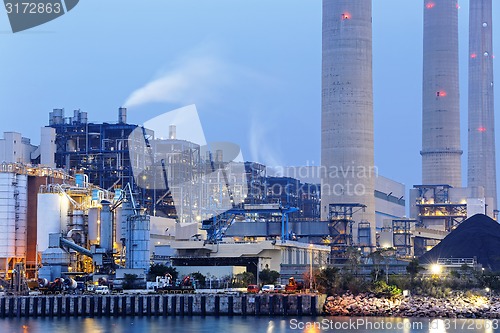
[{"left": 123, "top": 50, "right": 230, "bottom": 108}]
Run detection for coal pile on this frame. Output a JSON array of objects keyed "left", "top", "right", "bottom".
[{"left": 419, "top": 214, "right": 500, "bottom": 271}]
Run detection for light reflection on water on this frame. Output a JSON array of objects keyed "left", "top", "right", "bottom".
[{"left": 0, "top": 317, "right": 500, "bottom": 333}]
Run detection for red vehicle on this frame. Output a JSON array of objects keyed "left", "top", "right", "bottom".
[
  {"left": 284, "top": 277, "right": 304, "bottom": 293},
  {"left": 246, "top": 284, "right": 259, "bottom": 293}
]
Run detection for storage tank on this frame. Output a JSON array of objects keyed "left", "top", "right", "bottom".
[
  {"left": 75, "top": 174, "right": 85, "bottom": 187},
  {"left": 116, "top": 200, "right": 134, "bottom": 249},
  {"left": 88, "top": 207, "right": 100, "bottom": 245},
  {"left": 0, "top": 173, "right": 17, "bottom": 258},
  {"left": 15, "top": 174, "right": 28, "bottom": 258},
  {"left": 126, "top": 215, "right": 150, "bottom": 272},
  {"left": 99, "top": 201, "right": 113, "bottom": 252},
  {"left": 37, "top": 193, "right": 69, "bottom": 252},
  {"left": 69, "top": 210, "right": 85, "bottom": 245}
]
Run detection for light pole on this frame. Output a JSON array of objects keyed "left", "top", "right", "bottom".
[{"left": 309, "top": 244, "right": 313, "bottom": 291}]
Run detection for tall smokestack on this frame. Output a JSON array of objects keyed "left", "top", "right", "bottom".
[
  {"left": 468, "top": 0, "right": 497, "bottom": 213},
  {"left": 118, "top": 107, "right": 127, "bottom": 124},
  {"left": 421, "top": 0, "right": 462, "bottom": 187},
  {"left": 321, "top": 0, "right": 376, "bottom": 247}
]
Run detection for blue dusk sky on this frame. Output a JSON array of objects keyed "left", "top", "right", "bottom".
[{"left": 0, "top": 0, "right": 499, "bottom": 199}]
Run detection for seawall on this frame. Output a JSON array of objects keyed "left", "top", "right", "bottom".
[{"left": 0, "top": 294, "right": 325, "bottom": 318}]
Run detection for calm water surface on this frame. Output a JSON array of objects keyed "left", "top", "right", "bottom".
[{"left": 1, "top": 316, "right": 500, "bottom": 333}]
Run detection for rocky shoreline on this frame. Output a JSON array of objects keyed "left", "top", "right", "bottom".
[{"left": 324, "top": 292, "right": 500, "bottom": 318}]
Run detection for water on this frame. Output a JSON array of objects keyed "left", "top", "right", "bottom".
[{"left": 1, "top": 316, "right": 500, "bottom": 333}]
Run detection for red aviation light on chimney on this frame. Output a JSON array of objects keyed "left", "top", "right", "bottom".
[
  {"left": 471, "top": 53, "right": 477, "bottom": 59},
  {"left": 436, "top": 91, "right": 447, "bottom": 97},
  {"left": 478, "top": 126, "right": 487, "bottom": 132},
  {"left": 426, "top": 2, "right": 435, "bottom": 9},
  {"left": 341, "top": 13, "right": 351, "bottom": 20}
]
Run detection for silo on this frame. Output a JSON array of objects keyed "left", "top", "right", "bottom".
[
  {"left": 88, "top": 207, "right": 100, "bottom": 245},
  {"left": 37, "top": 193, "right": 69, "bottom": 252},
  {"left": 126, "top": 215, "right": 150, "bottom": 272},
  {"left": 117, "top": 200, "right": 135, "bottom": 248},
  {"left": 0, "top": 173, "right": 17, "bottom": 258},
  {"left": 99, "top": 201, "right": 113, "bottom": 252},
  {"left": 14, "top": 174, "right": 28, "bottom": 258}
]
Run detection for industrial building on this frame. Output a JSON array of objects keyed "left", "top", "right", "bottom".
[
  {"left": 168, "top": 240, "right": 330, "bottom": 285},
  {"left": 0, "top": 130, "right": 56, "bottom": 167},
  {"left": 48, "top": 108, "right": 142, "bottom": 191},
  {"left": 468, "top": 0, "right": 497, "bottom": 213},
  {"left": 321, "top": 0, "right": 376, "bottom": 249}
]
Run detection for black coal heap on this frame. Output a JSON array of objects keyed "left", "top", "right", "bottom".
[{"left": 419, "top": 214, "right": 500, "bottom": 271}]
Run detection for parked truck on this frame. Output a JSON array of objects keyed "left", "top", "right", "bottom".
[{"left": 154, "top": 274, "right": 195, "bottom": 294}]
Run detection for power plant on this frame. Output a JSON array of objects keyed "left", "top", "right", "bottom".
[
  {"left": 0, "top": 0, "right": 497, "bottom": 293},
  {"left": 468, "top": 0, "right": 497, "bottom": 213}
]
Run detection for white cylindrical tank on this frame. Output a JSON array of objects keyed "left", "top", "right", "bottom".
[
  {"left": 88, "top": 207, "right": 100, "bottom": 244},
  {"left": 15, "top": 174, "right": 28, "bottom": 258},
  {"left": 0, "top": 173, "right": 17, "bottom": 258},
  {"left": 37, "top": 193, "right": 69, "bottom": 252}
]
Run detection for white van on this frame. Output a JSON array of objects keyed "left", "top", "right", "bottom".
[
  {"left": 94, "top": 286, "right": 110, "bottom": 295},
  {"left": 261, "top": 284, "right": 275, "bottom": 293}
]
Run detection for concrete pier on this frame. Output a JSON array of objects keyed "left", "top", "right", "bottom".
[{"left": 0, "top": 294, "right": 324, "bottom": 317}]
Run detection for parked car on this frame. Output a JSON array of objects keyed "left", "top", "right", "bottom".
[
  {"left": 274, "top": 284, "right": 286, "bottom": 292},
  {"left": 246, "top": 284, "right": 259, "bottom": 293},
  {"left": 94, "top": 286, "right": 110, "bottom": 295},
  {"left": 261, "top": 285, "right": 275, "bottom": 293}
]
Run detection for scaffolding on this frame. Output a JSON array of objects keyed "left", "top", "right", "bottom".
[
  {"left": 414, "top": 185, "right": 467, "bottom": 231},
  {"left": 391, "top": 219, "right": 417, "bottom": 258},
  {"left": 327, "top": 203, "right": 366, "bottom": 262}
]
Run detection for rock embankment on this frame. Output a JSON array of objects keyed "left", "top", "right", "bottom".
[{"left": 324, "top": 292, "right": 500, "bottom": 318}]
